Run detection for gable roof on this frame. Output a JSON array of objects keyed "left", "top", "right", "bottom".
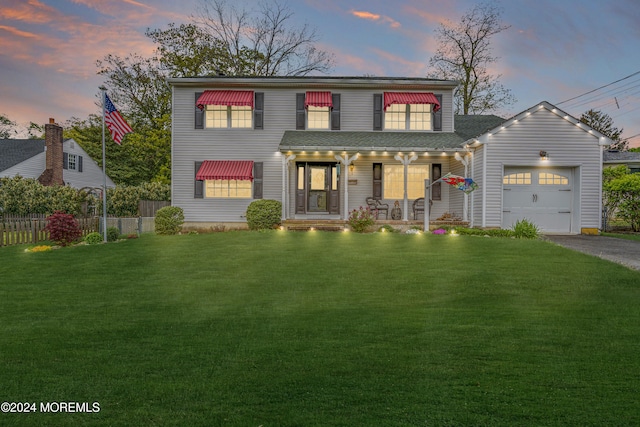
[
  {"left": 470, "top": 101, "right": 614, "bottom": 146},
  {"left": 0, "top": 139, "right": 45, "bottom": 172}
]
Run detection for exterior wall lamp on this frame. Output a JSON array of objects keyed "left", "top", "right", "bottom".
[
  {"left": 539, "top": 150, "right": 548, "bottom": 160},
  {"left": 349, "top": 163, "right": 355, "bottom": 172}
]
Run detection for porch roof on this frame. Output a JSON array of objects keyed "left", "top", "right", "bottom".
[{"left": 279, "top": 131, "right": 465, "bottom": 152}]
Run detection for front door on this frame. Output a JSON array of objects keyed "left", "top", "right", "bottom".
[{"left": 295, "top": 163, "right": 340, "bottom": 214}]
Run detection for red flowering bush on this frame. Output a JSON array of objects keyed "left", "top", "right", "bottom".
[
  {"left": 347, "top": 206, "right": 375, "bottom": 232},
  {"left": 45, "top": 211, "right": 82, "bottom": 246}
]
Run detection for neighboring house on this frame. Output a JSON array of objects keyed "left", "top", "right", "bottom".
[
  {"left": 169, "top": 76, "right": 613, "bottom": 234},
  {"left": 603, "top": 150, "right": 640, "bottom": 174},
  {"left": 0, "top": 119, "right": 114, "bottom": 190}
]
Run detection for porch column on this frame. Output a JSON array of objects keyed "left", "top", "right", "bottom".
[
  {"left": 455, "top": 152, "right": 471, "bottom": 222},
  {"left": 282, "top": 154, "right": 296, "bottom": 220},
  {"left": 335, "top": 153, "right": 358, "bottom": 219},
  {"left": 394, "top": 153, "right": 418, "bottom": 221}
]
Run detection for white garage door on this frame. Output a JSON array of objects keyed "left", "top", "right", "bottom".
[{"left": 502, "top": 167, "right": 573, "bottom": 233}]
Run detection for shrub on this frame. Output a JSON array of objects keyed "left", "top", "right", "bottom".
[
  {"left": 0, "top": 176, "right": 87, "bottom": 216},
  {"left": 84, "top": 232, "right": 103, "bottom": 245},
  {"left": 106, "top": 227, "right": 120, "bottom": 242},
  {"left": 605, "top": 172, "right": 640, "bottom": 232},
  {"left": 155, "top": 206, "right": 185, "bottom": 235},
  {"left": 347, "top": 206, "right": 375, "bottom": 233},
  {"left": 451, "top": 227, "right": 515, "bottom": 237},
  {"left": 45, "top": 211, "right": 82, "bottom": 246},
  {"left": 246, "top": 199, "right": 282, "bottom": 230},
  {"left": 512, "top": 219, "right": 540, "bottom": 239},
  {"left": 378, "top": 224, "right": 398, "bottom": 233}
]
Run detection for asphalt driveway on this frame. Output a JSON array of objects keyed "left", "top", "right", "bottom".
[{"left": 545, "top": 235, "right": 640, "bottom": 271}]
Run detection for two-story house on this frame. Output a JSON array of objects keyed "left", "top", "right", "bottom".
[{"left": 170, "top": 76, "right": 612, "bottom": 234}]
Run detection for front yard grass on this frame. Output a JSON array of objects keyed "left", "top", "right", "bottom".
[{"left": 1, "top": 231, "right": 639, "bottom": 426}]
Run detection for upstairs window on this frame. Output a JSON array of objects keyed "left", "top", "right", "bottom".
[
  {"left": 307, "top": 106, "right": 330, "bottom": 129},
  {"left": 196, "top": 90, "right": 254, "bottom": 129},
  {"left": 205, "top": 105, "right": 252, "bottom": 128},
  {"left": 384, "top": 103, "right": 432, "bottom": 130},
  {"left": 383, "top": 92, "right": 440, "bottom": 131},
  {"left": 297, "top": 92, "right": 340, "bottom": 130}
]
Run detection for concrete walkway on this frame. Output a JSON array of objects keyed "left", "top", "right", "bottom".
[{"left": 544, "top": 235, "right": 640, "bottom": 271}]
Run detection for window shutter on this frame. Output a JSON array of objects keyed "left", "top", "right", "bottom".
[
  {"left": 433, "top": 94, "right": 443, "bottom": 131},
  {"left": 373, "top": 163, "right": 382, "bottom": 199},
  {"left": 331, "top": 93, "right": 341, "bottom": 130},
  {"left": 194, "top": 161, "right": 203, "bottom": 198},
  {"left": 373, "top": 94, "right": 383, "bottom": 131},
  {"left": 432, "top": 163, "right": 442, "bottom": 201},
  {"left": 254, "top": 92, "right": 264, "bottom": 130},
  {"left": 195, "top": 92, "right": 204, "bottom": 129},
  {"left": 296, "top": 93, "right": 305, "bottom": 130},
  {"left": 78, "top": 156, "right": 83, "bottom": 173},
  {"left": 63, "top": 152, "right": 68, "bottom": 169},
  {"left": 253, "top": 162, "right": 263, "bottom": 199}
]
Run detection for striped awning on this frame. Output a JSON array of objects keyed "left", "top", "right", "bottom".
[
  {"left": 384, "top": 92, "right": 440, "bottom": 112},
  {"left": 196, "top": 90, "right": 254, "bottom": 110},
  {"left": 305, "top": 91, "right": 333, "bottom": 108},
  {"left": 196, "top": 160, "right": 254, "bottom": 181}
]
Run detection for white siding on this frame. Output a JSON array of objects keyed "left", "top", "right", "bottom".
[
  {"left": 480, "top": 107, "right": 603, "bottom": 231},
  {"left": 172, "top": 82, "right": 457, "bottom": 223},
  {"left": 62, "top": 139, "right": 115, "bottom": 189},
  {"left": 1, "top": 140, "right": 114, "bottom": 189}
]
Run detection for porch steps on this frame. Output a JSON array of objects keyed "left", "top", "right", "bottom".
[{"left": 283, "top": 219, "right": 347, "bottom": 232}]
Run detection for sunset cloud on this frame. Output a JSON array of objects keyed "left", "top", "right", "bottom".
[{"left": 350, "top": 9, "right": 400, "bottom": 29}]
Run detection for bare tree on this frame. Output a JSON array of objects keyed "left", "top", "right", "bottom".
[
  {"left": 194, "top": 0, "right": 335, "bottom": 76},
  {"left": 580, "top": 109, "right": 626, "bottom": 150},
  {"left": 428, "top": 2, "right": 515, "bottom": 114}
]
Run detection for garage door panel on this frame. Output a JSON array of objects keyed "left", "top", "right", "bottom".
[{"left": 502, "top": 167, "right": 573, "bottom": 233}]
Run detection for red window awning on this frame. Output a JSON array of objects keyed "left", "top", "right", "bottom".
[
  {"left": 384, "top": 92, "right": 440, "bottom": 112},
  {"left": 196, "top": 160, "right": 254, "bottom": 181},
  {"left": 196, "top": 91, "right": 254, "bottom": 110},
  {"left": 305, "top": 91, "right": 333, "bottom": 108}
]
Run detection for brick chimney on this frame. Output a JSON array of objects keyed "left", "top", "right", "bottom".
[{"left": 38, "top": 118, "right": 65, "bottom": 186}]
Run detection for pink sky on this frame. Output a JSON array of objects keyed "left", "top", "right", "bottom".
[{"left": 1, "top": 0, "right": 639, "bottom": 147}]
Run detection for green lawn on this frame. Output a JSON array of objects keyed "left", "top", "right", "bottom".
[{"left": 1, "top": 232, "right": 639, "bottom": 426}]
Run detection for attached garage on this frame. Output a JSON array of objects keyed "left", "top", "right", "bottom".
[
  {"left": 502, "top": 167, "right": 575, "bottom": 233},
  {"left": 469, "top": 101, "right": 612, "bottom": 234}
]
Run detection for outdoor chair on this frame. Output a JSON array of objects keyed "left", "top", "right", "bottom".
[
  {"left": 366, "top": 197, "right": 389, "bottom": 219},
  {"left": 413, "top": 198, "right": 432, "bottom": 220}
]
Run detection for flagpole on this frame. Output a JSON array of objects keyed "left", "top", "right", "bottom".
[{"left": 100, "top": 86, "right": 108, "bottom": 242}]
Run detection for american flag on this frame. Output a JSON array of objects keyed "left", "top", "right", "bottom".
[{"left": 104, "top": 93, "right": 133, "bottom": 144}]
